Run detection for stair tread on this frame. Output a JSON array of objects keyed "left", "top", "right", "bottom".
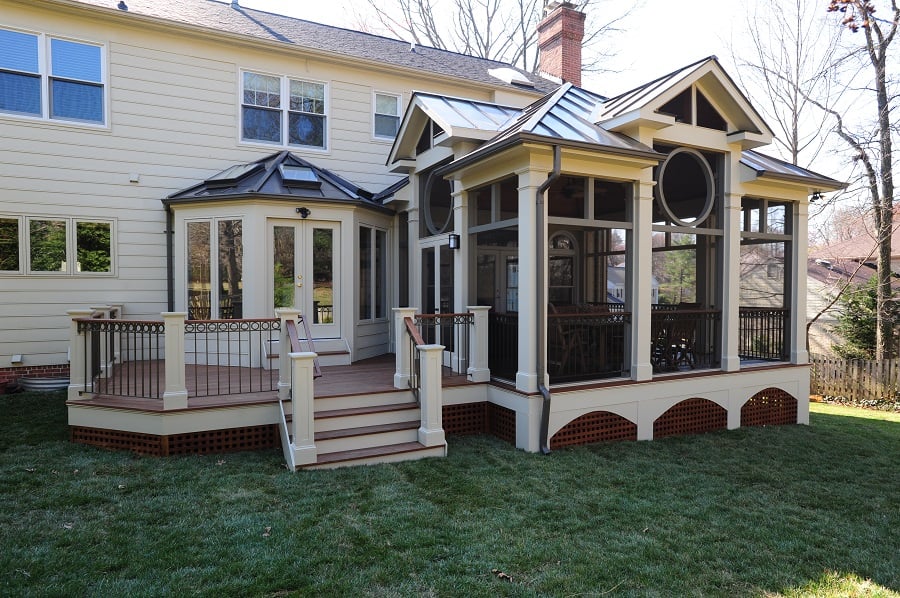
[
  {"left": 315, "top": 402, "right": 418, "bottom": 419},
  {"left": 315, "top": 420, "right": 419, "bottom": 441},
  {"left": 311, "top": 441, "right": 435, "bottom": 465}
]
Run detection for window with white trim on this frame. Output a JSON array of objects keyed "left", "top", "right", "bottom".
[
  {"left": 241, "top": 71, "right": 327, "bottom": 149},
  {"left": 373, "top": 92, "right": 400, "bottom": 139},
  {"left": 0, "top": 215, "right": 113, "bottom": 275},
  {"left": 0, "top": 27, "right": 105, "bottom": 124}
]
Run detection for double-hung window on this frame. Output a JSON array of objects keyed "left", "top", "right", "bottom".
[
  {"left": 0, "top": 27, "right": 105, "bottom": 124},
  {"left": 242, "top": 71, "right": 327, "bottom": 149},
  {"left": 373, "top": 92, "right": 400, "bottom": 139}
]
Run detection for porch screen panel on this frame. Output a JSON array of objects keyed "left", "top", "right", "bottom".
[
  {"left": 187, "top": 221, "right": 211, "bottom": 319},
  {"left": 313, "top": 228, "right": 334, "bottom": 323},
  {"left": 273, "top": 225, "right": 294, "bottom": 309},
  {"left": 218, "top": 219, "right": 242, "bottom": 319}
]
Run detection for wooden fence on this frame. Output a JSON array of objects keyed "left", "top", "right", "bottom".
[{"left": 809, "top": 353, "right": 900, "bottom": 401}]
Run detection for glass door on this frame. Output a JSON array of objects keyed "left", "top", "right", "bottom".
[{"left": 270, "top": 219, "right": 340, "bottom": 338}]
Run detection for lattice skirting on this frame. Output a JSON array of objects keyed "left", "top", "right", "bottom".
[
  {"left": 443, "top": 402, "right": 516, "bottom": 444},
  {"left": 550, "top": 411, "right": 637, "bottom": 449},
  {"left": 71, "top": 425, "right": 279, "bottom": 456},
  {"left": 443, "top": 402, "right": 489, "bottom": 435},
  {"left": 654, "top": 398, "right": 727, "bottom": 439},
  {"left": 741, "top": 388, "right": 798, "bottom": 427},
  {"left": 488, "top": 403, "right": 516, "bottom": 444}
]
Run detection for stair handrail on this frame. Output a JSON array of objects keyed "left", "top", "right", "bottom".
[
  {"left": 404, "top": 316, "right": 425, "bottom": 401},
  {"left": 286, "top": 316, "right": 321, "bottom": 379}
]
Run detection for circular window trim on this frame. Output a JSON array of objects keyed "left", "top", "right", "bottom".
[
  {"left": 655, "top": 147, "right": 716, "bottom": 227},
  {"left": 423, "top": 171, "right": 454, "bottom": 236}
]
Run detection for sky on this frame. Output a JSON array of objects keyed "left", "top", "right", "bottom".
[{"left": 235, "top": 0, "right": 744, "bottom": 94}]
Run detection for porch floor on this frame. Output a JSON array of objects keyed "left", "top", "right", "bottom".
[{"left": 69, "top": 353, "right": 475, "bottom": 411}]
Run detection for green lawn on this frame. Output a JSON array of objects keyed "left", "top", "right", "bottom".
[{"left": 1, "top": 394, "right": 897, "bottom": 597}]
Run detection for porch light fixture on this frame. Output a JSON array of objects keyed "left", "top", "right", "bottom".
[
  {"left": 811, "top": 191, "right": 824, "bottom": 202},
  {"left": 295, "top": 207, "right": 311, "bottom": 218},
  {"left": 448, "top": 233, "right": 461, "bottom": 250}
]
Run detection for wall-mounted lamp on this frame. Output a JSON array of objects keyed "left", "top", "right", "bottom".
[
  {"left": 295, "top": 207, "right": 311, "bottom": 218},
  {"left": 448, "top": 233, "right": 461, "bottom": 250},
  {"left": 810, "top": 191, "right": 824, "bottom": 202}
]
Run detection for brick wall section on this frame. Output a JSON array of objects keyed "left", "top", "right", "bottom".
[
  {"left": 1, "top": 364, "right": 70, "bottom": 393},
  {"left": 537, "top": 1, "right": 585, "bottom": 87}
]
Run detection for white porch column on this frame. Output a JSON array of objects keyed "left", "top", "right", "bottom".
[
  {"left": 452, "top": 184, "right": 469, "bottom": 315},
  {"left": 162, "top": 312, "right": 188, "bottom": 410},
  {"left": 516, "top": 169, "right": 544, "bottom": 392},
  {"left": 791, "top": 201, "right": 810, "bottom": 365},
  {"left": 275, "top": 308, "right": 300, "bottom": 400},
  {"left": 466, "top": 305, "right": 491, "bottom": 382},
  {"left": 721, "top": 191, "right": 742, "bottom": 371},
  {"left": 630, "top": 179, "right": 654, "bottom": 381},
  {"left": 67, "top": 309, "right": 93, "bottom": 401},
  {"left": 393, "top": 307, "right": 418, "bottom": 388},
  {"left": 289, "top": 351, "right": 318, "bottom": 465},
  {"left": 417, "top": 344, "right": 446, "bottom": 448},
  {"left": 408, "top": 205, "right": 422, "bottom": 309}
]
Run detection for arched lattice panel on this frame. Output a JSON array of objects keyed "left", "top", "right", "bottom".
[
  {"left": 653, "top": 398, "right": 727, "bottom": 439},
  {"left": 550, "top": 411, "right": 637, "bottom": 449},
  {"left": 741, "top": 387, "right": 798, "bottom": 427}
]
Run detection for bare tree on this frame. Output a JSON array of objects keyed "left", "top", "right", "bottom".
[
  {"left": 820, "top": 0, "right": 899, "bottom": 359},
  {"left": 355, "top": 0, "right": 633, "bottom": 73},
  {"left": 734, "top": 0, "right": 842, "bottom": 167}
]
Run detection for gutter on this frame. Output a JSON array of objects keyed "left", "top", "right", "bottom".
[{"left": 536, "top": 145, "right": 561, "bottom": 455}]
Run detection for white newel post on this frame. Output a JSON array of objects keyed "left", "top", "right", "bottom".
[
  {"left": 162, "top": 312, "right": 188, "bottom": 410},
  {"left": 417, "top": 344, "right": 446, "bottom": 448},
  {"left": 67, "top": 309, "right": 93, "bottom": 401},
  {"left": 393, "top": 307, "right": 418, "bottom": 389},
  {"left": 275, "top": 308, "right": 301, "bottom": 401},
  {"left": 290, "top": 351, "right": 318, "bottom": 465},
  {"left": 466, "top": 306, "right": 491, "bottom": 382}
]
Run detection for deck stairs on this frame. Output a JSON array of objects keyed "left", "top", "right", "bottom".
[{"left": 278, "top": 389, "right": 446, "bottom": 470}]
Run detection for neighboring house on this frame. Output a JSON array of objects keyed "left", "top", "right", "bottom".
[{"left": 0, "top": 0, "right": 844, "bottom": 467}]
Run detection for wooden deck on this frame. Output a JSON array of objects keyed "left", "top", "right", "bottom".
[{"left": 69, "top": 353, "right": 475, "bottom": 411}]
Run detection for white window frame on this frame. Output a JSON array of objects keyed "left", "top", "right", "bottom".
[
  {"left": 184, "top": 216, "right": 245, "bottom": 320},
  {"left": 0, "top": 214, "right": 24, "bottom": 274},
  {"left": 0, "top": 26, "right": 108, "bottom": 127},
  {"left": 372, "top": 91, "right": 401, "bottom": 141},
  {"left": 18, "top": 216, "right": 115, "bottom": 276},
  {"left": 239, "top": 69, "right": 329, "bottom": 152},
  {"left": 358, "top": 224, "right": 389, "bottom": 322}
]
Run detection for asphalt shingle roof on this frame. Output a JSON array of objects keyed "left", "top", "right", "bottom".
[{"left": 62, "top": 0, "right": 557, "bottom": 94}]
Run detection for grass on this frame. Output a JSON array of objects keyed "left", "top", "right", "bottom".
[{"left": 1, "top": 394, "right": 898, "bottom": 597}]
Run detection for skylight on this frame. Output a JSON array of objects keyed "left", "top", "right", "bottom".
[
  {"left": 280, "top": 164, "right": 321, "bottom": 188},
  {"left": 203, "top": 162, "right": 263, "bottom": 187}
]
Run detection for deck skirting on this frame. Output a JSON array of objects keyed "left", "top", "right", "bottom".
[{"left": 71, "top": 423, "right": 279, "bottom": 456}]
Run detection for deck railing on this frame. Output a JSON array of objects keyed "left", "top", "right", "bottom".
[
  {"left": 414, "top": 312, "right": 474, "bottom": 375},
  {"left": 738, "top": 307, "right": 789, "bottom": 361},
  {"left": 183, "top": 318, "right": 280, "bottom": 397},
  {"left": 69, "top": 310, "right": 281, "bottom": 407},
  {"left": 77, "top": 318, "right": 165, "bottom": 400},
  {"left": 650, "top": 309, "right": 721, "bottom": 372}
]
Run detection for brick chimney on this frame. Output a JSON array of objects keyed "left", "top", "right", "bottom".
[{"left": 537, "top": 1, "right": 585, "bottom": 87}]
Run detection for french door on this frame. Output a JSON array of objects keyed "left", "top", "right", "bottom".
[{"left": 270, "top": 219, "right": 340, "bottom": 338}]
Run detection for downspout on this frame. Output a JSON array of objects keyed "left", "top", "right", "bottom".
[
  {"left": 165, "top": 205, "right": 175, "bottom": 312},
  {"left": 536, "top": 145, "right": 560, "bottom": 454}
]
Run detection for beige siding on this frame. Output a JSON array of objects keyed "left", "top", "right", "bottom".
[{"left": 0, "top": 0, "right": 541, "bottom": 367}]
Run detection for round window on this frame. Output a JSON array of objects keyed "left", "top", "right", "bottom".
[
  {"left": 424, "top": 172, "right": 453, "bottom": 235},
  {"left": 655, "top": 148, "right": 716, "bottom": 226}
]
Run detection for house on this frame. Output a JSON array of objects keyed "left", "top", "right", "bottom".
[{"left": 0, "top": 0, "right": 844, "bottom": 467}]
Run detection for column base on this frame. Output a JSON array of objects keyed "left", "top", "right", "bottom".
[
  {"left": 394, "top": 373, "right": 411, "bottom": 390},
  {"left": 418, "top": 427, "right": 446, "bottom": 448},
  {"left": 162, "top": 390, "right": 189, "bottom": 410},
  {"left": 466, "top": 367, "right": 490, "bottom": 383},
  {"left": 516, "top": 371, "right": 539, "bottom": 393},
  {"left": 292, "top": 443, "right": 317, "bottom": 466}
]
